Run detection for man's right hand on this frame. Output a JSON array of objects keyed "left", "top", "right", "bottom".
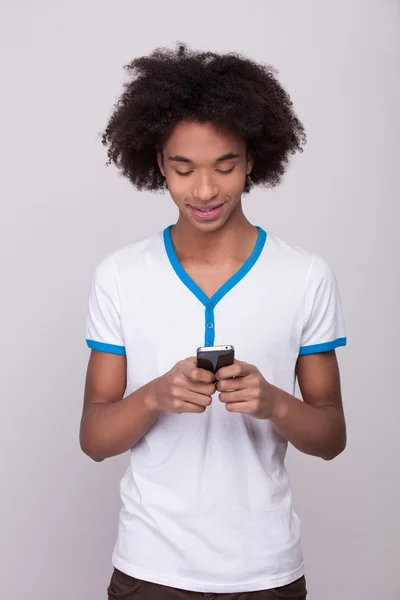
[{"left": 148, "top": 357, "right": 216, "bottom": 414}]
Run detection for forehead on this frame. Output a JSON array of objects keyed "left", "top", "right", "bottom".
[{"left": 163, "top": 121, "right": 245, "bottom": 159}]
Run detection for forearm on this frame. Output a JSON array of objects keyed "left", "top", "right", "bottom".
[
  {"left": 80, "top": 380, "right": 160, "bottom": 462},
  {"left": 270, "top": 386, "right": 346, "bottom": 460}
]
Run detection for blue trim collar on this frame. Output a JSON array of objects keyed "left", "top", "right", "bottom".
[{"left": 163, "top": 225, "right": 267, "bottom": 308}]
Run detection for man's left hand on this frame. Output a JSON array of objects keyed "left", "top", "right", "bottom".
[{"left": 216, "top": 360, "right": 280, "bottom": 419}]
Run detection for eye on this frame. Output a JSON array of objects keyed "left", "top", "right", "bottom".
[
  {"left": 217, "top": 167, "right": 235, "bottom": 175},
  {"left": 175, "top": 166, "right": 235, "bottom": 176}
]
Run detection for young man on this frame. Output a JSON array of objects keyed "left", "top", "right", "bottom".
[{"left": 81, "top": 44, "right": 347, "bottom": 599}]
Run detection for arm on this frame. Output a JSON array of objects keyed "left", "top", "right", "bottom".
[
  {"left": 80, "top": 350, "right": 159, "bottom": 462},
  {"left": 216, "top": 350, "right": 346, "bottom": 461},
  {"left": 80, "top": 351, "right": 216, "bottom": 462},
  {"left": 269, "top": 350, "right": 346, "bottom": 460}
]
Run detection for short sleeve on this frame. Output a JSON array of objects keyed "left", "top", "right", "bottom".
[
  {"left": 85, "top": 255, "right": 126, "bottom": 355},
  {"left": 299, "top": 255, "right": 347, "bottom": 355}
]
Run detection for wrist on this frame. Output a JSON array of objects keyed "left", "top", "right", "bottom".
[
  {"left": 143, "top": 378, "right": 162, "bottom": 416},
  {"left": 269, "top": 385, "right": 290, "bottom": 419}
]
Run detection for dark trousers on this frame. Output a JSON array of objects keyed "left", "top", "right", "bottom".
[{"left": 107, "top": 568, "right": 307, "bottom": 599}]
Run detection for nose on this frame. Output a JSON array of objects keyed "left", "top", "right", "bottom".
[{"left": 192, "top": 173, "right": 219, "bottom": 203}]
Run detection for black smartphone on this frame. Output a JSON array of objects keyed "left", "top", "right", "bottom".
[{"left": 196, "top": 345, "right": 235, "bottom": 374}]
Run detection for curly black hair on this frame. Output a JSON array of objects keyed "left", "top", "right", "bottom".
[{"left": 102, "top": 43, "right": 306, "bottom": 194}]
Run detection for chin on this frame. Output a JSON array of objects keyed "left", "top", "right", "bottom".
[{"left": 189, "top": 215, "right": 228, "bottom": 233}]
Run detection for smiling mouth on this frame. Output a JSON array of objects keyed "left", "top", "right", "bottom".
[
  {"left": 188, "top": 203, "right": 226, "bottom": 221},
  {"left": 191, "top": 204, "right": 223, "bottom": 212}
]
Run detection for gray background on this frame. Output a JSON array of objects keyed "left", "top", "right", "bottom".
[{"left": 1, "top": 1, "right": 399, "bottom": 598}]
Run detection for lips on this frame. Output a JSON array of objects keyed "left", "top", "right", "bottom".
[{"left": 189, "top": 203, "right": 225, "bottom": 221}]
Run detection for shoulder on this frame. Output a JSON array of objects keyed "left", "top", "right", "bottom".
[
  {"left": 264, "top": 233, "right": 335, "bottom": 289},
  {"left": 265, "top": 232, "right": 316, "bottom": 270},
  {"left": 93, "top": 230, "right": 165, "bottom": 282}
]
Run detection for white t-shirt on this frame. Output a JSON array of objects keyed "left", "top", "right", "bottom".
[{"left": 86, "top": 226, "right": 346, "bottom": 594}]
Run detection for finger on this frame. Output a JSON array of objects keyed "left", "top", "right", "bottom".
[
  {"left": 181, "top": 360, "right": 215, "bottom": 384},
  {"left": 216, "top": 360, "right": 251, "bottom": 381},
  {"left": 217, "top": 377, "right": 249, "bottom": 392},
  {"left": 177, "top": 389, "right": 213, "bottom": 407},
  {"left": 188, "top": 381, "right": 216, "bottom": 396},
  {"left": 173, "top": 400, "right": 207, "bottom": 414},
  {"left": 219, "top": 389, "right": 250, "bottom": 403},
  {"left": 225, "top": 401, "right": 256, "bottom": 414}
]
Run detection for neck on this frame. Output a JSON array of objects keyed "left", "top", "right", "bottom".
[{"left": 171, "top": 201, "right": 257, "bottom": 261}]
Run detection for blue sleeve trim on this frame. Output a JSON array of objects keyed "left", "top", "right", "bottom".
[
  {"left": 299, "top": 337, "right": 347, "bottom": 356},
  {"left": 86, "top": 339, "right": 126, "bottom": 355}
]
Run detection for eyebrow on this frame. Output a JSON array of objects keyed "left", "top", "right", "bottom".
[{"left": 168, "top": 152, "right": 241, "bottom": 164}]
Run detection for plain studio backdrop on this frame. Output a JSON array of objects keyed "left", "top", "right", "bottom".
[{"left": 1, "top": 1, "right": 399, "bottom": 599}]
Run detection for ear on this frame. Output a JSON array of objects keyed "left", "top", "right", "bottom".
[
  {"left": 157, "top": 151, "right": 165, "bottom": 177},
  {"left": 246, "top": 153, "right": 254, "bottom": 175}
]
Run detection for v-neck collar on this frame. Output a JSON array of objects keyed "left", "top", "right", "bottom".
[{"left": 163, "top": 225, "right": 267, "bottom": 308}]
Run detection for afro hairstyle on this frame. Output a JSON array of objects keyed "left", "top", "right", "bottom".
[{"left": 102, "top": 43, "right": 306, "bottom": 194}]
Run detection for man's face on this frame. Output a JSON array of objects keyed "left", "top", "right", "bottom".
[{"left": 157, "top": 121, "right": 253, "bottom": 232}]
